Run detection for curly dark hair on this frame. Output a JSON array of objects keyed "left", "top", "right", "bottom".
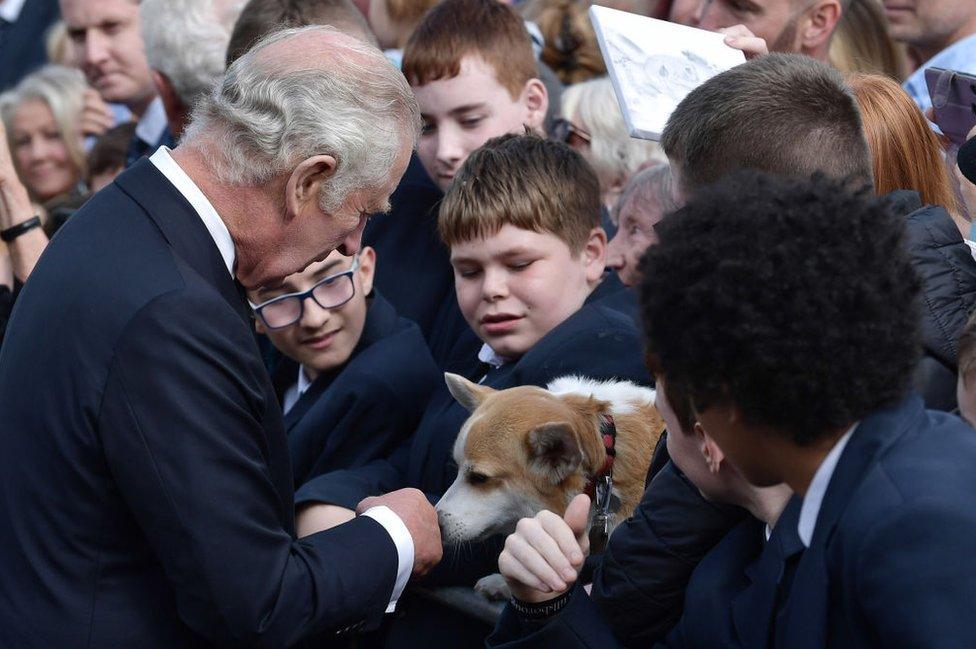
[{"left": 638, "top": 170, "right": 922, "bottom": 445}]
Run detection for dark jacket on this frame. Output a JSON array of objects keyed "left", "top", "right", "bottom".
[
  {"left": 775, "top": 395, "right": 976, "bottom": 648},
  {"left": 0, "top": 0, "right": 59, "bottom": 91},
  {"left": 0, "top": 160, "right": 399, "bottom": 647},
  {"left": 294, "top": 277, "right": 652, "bottom": 513},
  {"left": 895, "top": 192, "right": 976, "bottom": 411},
  {"left": 271, "top": 292, "right": 440, "bottom": 487}
]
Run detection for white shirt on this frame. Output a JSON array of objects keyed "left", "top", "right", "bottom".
[
  {"left": 477, "top": 343, "right": 508, "bottom": 370},
  {"left": 135, "top": 96, "right": 169, "bottom": 150},
  {"left": 0, "top": 0, "right": 27, "bottom": 22},
  {"left": 282, "top": 366, "right": 314, "bottom": 415},
  {"left": 797, "top": 424, "right": 858, "bottom": 547},
  {"left": 148, "top": 147, "right": 414, "bottom": 612}
]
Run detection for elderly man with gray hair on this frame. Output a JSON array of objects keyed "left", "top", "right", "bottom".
[
  {"left": 140, "top": 0, "right": 245, "bottom": 138},
  {"left": 0, "top": 26, "right": 440, "bottom": 648}
]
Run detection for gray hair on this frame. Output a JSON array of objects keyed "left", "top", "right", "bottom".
[
  {"left": 562, "top": 77, "right": 665, "bottom": 190},
  {"left": 140, "top": 0, "right": 245, "bottom": 108},
  {"left": 614, "top": 163, "right": 677, "bottom": 221},
  {"left": 0, "top": 64, "right": 89, "bottom": 178},
  {"left": 183, "top": 25, "right": 420, "bottom": 212}
]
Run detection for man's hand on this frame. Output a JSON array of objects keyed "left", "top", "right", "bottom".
[
  {"left": 498, "top": 494, "right": 591, "bottom": 604},
  {"left": 81, "top": 89, "right": 115, "bottom": 138},
  {"left": 295, "top": 503, "right": 355, "bottom": 538},
  {"left": 358, "top": 488, "right": 442, "bottom": 576},
  {"left": 720, "top": 24, "right": 769, "bottom": 60}
]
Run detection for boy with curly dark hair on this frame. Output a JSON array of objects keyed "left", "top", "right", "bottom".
[{"left": 637, "top": 170, "right": 976, "bottom": 647}]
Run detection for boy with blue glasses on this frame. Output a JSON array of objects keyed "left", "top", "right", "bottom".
[{"left": 249, "top": 247, "right": 439, "bottom": 511}]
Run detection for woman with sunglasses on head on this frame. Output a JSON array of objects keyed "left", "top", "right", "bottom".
[
  {"left": 555, "top": 77, "right": 666, "bottom": 215},
  {"left": 248, "top": 246, "right": 440, "bottom": 534}
]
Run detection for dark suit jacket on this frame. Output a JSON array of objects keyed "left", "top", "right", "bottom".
[
  {"left": 294, "top": 277, "right": 652, "bottom": 516},
  {"left": 0, "top": 0, "right": 59, "bottom": 91},
  {"left": 0, "top": 160, "right": 399, "bottom": 647},
  {"left": 775, "top": 394, "right": 976, "bottom": 649},
  {"left": 270, "top": 292, "right": 440, "bottom": 488}
]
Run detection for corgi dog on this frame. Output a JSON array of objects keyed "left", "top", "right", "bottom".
[{"left": 436, "top": 373, "right": 665, "bottom": 547}]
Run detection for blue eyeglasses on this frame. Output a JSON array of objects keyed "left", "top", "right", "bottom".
[{"left": 250, "top": 256, "right": 360, "bottom": 330}]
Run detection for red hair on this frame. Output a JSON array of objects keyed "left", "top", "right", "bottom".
[{"left": 848, "top": 73, "right": 960, "bottom": 213}]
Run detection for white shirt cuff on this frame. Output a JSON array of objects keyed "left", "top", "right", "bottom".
[{"left": 361, "top": 505, "right": 414, "bottom": 612}]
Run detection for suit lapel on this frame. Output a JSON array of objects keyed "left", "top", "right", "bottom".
[
  {"left": 114, "top": 159, "right": 251, "bottom": 327},
  {"left": 731, "top": 497, "right": 802, "bottom": 649},
  {"left": 777, "top": 395, "right": 925, "bottom": 649}
]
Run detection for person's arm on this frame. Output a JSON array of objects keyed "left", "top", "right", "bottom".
[
  {"left": 0, "top": 121, "right": 47, "bottom": 283},
  {"left": 590, "top": 461, "right": 745, "bottom": 647},
  {"left": 99, "top": 290, "right": 439, "bottom": 646}
]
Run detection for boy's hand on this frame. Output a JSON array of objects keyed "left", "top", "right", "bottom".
[
  {"left": 720, "top": 25, "right": 769, "bottom": 60},
  {"left": 498, "top": 494, "right": 590, "bottom": 603}
]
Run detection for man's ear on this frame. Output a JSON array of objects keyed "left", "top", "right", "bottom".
[
  {"left": 527, "top": 421, "right": 583, "bottom": 483},
  {"left": 582, "top": 226, "right": 608, "bottom": 284},
  {"left": 358, "top": 246, "right": 377, "bottom": 295},
  {"left": 520, "top": 78, "right": 549, "bottom": 134},
  {"left": 445, "top": 372, "right": 495, "bottom": 412},
  {"left": 151, "top": 70, "right": 188, "bottom": 138},
  {"left": 694, "top": 422, "right": 726, "bottom": 474},
  {"left": 285, "top": 154, "right": 338, "bottom": 220},
  {"left": 799, "top": 0, "right": 841, "bottom": 54}
]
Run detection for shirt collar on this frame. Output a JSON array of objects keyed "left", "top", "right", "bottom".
[
  {"left": 296, "top": 365, "right": 314, "bottom": 396},
  {"left": 0, "top": 0, "right": 28, "bottom": 22},
  {"left": 148, "top": 146, "right": 236, "bottom": 276},
  {"left": 135, "top": 96, "right": 169, "bottom": 148},
  {"left": 797, "top": 423, "right": 858, "bottom": 547},
  {"left": 477, "top": 343, "right": 509, "bottom": 369}
]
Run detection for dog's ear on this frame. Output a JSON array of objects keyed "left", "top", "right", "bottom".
[
  {"left": 445, "top": 372, "right": 494, "bottom": 412},
  {"left": 528, "top": 422, "right": 583, "bottom": 484}
]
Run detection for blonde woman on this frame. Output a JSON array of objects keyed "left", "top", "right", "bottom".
[
  {"left": 0, "top": 65, "right": 94, "bottom": 209},
  {"left": 557, "top": 77, "right": 666, "bottom": 212}
]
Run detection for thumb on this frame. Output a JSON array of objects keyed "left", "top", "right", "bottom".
[{"left": 564, "top": 494, "right": 591, "bottom": 538}]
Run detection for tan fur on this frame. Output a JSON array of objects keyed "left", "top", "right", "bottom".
[{"left": 437, "top": 375, "right": 665, "bottom": 543}]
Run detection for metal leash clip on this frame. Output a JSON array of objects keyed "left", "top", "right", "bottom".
[{"left": 588, "top": 474, "right": 617, "bottom": 555}]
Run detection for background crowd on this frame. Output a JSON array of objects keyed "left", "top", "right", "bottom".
[{"left": 2, "top": 0, "right": 976, "bottom": 647}]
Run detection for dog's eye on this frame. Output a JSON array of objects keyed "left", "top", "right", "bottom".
[{"left": 467, "top": 471, "right": 490, "bottom": 485}]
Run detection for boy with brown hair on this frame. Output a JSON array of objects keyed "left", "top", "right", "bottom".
[
  {"left": 296, "top": 134, "right": 648, "bottom": 645},
  {"left": 365, "top": 0, "right": 550, "bottom": 363}
]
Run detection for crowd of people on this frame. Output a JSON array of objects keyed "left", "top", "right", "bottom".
[{"left": 2, "top": 0, "right": 976, "bottom": 646}]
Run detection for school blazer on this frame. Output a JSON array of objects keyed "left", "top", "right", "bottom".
[
  {"left": 0, "top": 160, "right": 399, "bottom": 647},
  {"left": 271, "top": 292, "right": 440, "bottom": 487},
  {"left": 774, "top": 394, "right": 976, "bottom": 649}
]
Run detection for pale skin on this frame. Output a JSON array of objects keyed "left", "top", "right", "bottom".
[
  {"left": 167, "top": 28, "right": 441, "bottom": 575},
  {"left": 0, "top": 120, "right": 48, "bottom": 284}
]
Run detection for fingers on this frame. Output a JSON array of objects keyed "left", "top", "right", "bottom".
[
  {"left": 541, "top": 508, "right": 585, "bottom": 567},
  {"left": 719, "top": 24, "right": 768, "bottom": 59},
  {"left": 562, "top": 494, "right": 591, "bottom": 542},
  {"left": 504, "top": 532, "right": 568, "bottom": 592},
  {"left": 498, "top": 548, "right": 551, "bottom": 593}
]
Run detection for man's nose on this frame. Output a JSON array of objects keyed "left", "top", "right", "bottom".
[
  {"left": 606, "top": 233, "right": 626, "bottom": 270},
  {"left": 336, "top": 216, "right": 367, "bottom": 257},
  {"left": 84, "top": 30, "right": 111, "bottom": 67}
]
